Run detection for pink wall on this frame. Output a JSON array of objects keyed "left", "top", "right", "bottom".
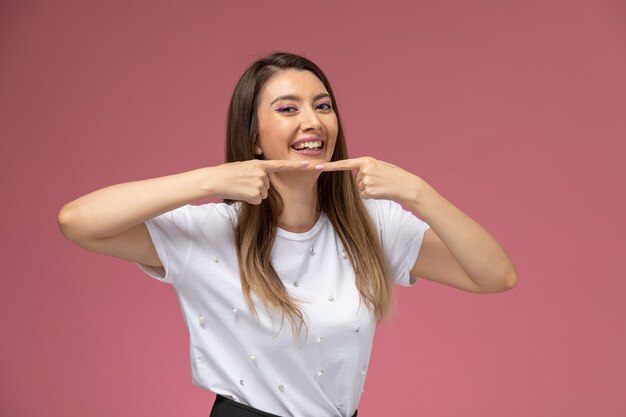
[{"left": 1, "top": 0, "right": 625, "bottom": 415}]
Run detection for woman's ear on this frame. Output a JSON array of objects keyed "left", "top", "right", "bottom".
[{"left": 254, "top": 144, "right": 263, "bottom": 156}]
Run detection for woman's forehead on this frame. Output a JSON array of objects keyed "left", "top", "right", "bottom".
[{"left": 260, "top": 69, "right": 328, "bottom": 102}]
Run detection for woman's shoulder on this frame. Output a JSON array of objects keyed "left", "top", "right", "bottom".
[
  {"left": 360, "top": 198, "right": 424, "bottom": 232},
  {"left": 155, "top": 201, "right": 240, "bottom": 231},
  {"left": 186, "top": 201, "right": 240, "bottom": 224},
  {"left": 361, "top": 198, "right": 403, "bottom": 217}
]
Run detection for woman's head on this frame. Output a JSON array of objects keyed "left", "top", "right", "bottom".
[{"left": 226, "top": 52, "right": 348, "bottom": 165}]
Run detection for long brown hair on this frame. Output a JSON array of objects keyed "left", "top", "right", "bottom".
[{"left": 225, "top": 52, "right": 393, "bottom": 338}]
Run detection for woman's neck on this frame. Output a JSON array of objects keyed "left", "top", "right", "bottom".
[{"left": 270, "top": 173, "right": 320, "bottom": 233}]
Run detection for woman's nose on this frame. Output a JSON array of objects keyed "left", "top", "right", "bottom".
[{"left": 299, "top": 108, "right": 322, "bottom": 131}]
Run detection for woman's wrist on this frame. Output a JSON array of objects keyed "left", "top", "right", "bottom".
[
  {"left": 403, "top": 178, "right": 441, "bottom": 220},
  {"left": 195, "top": 166, "right": 217, "bottom": 198},
  {"left": 194, "top": 165, "right": 230, "bottom": 201}
]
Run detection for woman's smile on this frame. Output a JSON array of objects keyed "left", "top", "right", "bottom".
[{"left": 290, "top": 136, "right": 325, "bottom": 155}]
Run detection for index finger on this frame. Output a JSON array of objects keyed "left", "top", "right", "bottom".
[
  {"left": 314, "top": 158, "right": 363, "bottom": 171},
  {"left": 261, "top": 159, "right": 311, "bottom": 173}
]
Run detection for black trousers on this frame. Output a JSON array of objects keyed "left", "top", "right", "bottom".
[{"left": 209, "top": 394, "right": 358, "bottom": 417}]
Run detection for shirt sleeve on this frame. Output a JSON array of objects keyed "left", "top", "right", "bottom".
[
  {"left": 137, "top": 204, "right": 195, "bottom": 284},
  {"left": 364, "top": 199, "right": 431, "bottom": 287}
]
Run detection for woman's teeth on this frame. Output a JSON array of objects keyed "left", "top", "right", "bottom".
[{"left": 293, "top": 140, "right": 322, "bottom": 150}]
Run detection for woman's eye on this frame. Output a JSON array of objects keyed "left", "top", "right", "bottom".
[
  {"left": 276, "top": 105, "right": 297, "bottom": 113},
  {"left": 316, "top": 102, "right": 332, "bottom": 111}
]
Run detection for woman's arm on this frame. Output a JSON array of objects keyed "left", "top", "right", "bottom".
[
  {"left": 406, "top": 183, "right": 517, "bottom": 293},
  {"left": 58, "top": 160, "right": 310, "bottom": 267},
  {"left": 315, "top": 158, "right": 517, "bottom": 293}
]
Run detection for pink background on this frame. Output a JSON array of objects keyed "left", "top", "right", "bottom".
[{"left": 1, "top": 0, "right": 625, "bottom": 415}]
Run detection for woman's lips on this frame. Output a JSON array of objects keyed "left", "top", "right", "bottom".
[{"left": 291, "top": 147, "right": 324, "bottom": 156}]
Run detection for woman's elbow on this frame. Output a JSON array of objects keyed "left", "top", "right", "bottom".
[
  {"left": 57, "top": 203, "right": 85, "bottom": 243},
  {"left": 500, "top": 267, "right": 518, "bottom": 292},
  {"left": 476, "top": 267, "right": 517, "bottom": 294}
]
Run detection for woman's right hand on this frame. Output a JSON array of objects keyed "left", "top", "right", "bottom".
[
  {"left": 57, "top": 160, "right": 310, "bottom": 267},
  {"left": 205, "top": 160, "right": 310, "bottom": 204}
]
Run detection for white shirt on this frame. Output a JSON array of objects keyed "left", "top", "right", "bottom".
[{"left": 139, "top": 199, "right": 429, "bottom": 417}]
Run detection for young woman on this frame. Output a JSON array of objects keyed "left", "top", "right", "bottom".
[{"left": 58, "top": 52, "right": 517, "bottom": 417}]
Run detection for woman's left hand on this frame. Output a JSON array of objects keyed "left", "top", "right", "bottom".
[
  {"left": 315, "top": 157, "right": 426, "bottom": 204},
  {"left": 318, "top": 156, "right": 518, "bottom": 293}
]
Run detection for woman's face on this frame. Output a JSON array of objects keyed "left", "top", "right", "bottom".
[{"left": 255, "top": 69, "right": 338, "bottom": 164}]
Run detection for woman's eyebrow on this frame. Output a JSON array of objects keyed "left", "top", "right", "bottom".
[{"left": 270, "top": 93, "right": 330, "bottom": 105}]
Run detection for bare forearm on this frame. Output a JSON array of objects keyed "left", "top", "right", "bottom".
[
  {"left": 58, "top": 167, "right": 214, "bottom": 241},
  {"left": 407, "top": 182, "right": 517, "bottom": 289},
  {"left": 58, "top": 158, "right": 311, "bottom": 244}
]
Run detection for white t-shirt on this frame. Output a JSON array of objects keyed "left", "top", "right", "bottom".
[{"left": 139, "top": 199, "right": 430, "bottom": 417}]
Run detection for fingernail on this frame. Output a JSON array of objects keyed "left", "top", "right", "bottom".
[
  {"left": 300, "top": 161, "right": 310, "bottom": 166},
  {"left": 315, "top": 164, "right": 324, "bottom": 170}
]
